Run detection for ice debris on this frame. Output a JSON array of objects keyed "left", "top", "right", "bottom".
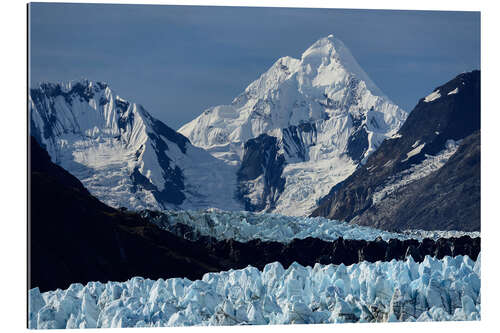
[
  {"left": 29, "top": 253, "right": 480, "bottom": 328},
  {"left": 145, "top": 209, "right": 480, "bottom": 244}
]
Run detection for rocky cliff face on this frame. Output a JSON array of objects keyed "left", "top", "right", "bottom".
[
  {"left": 236, "top": 134, "right": 286, "bottom": 211},
  {"left": 311, "top": 71, "right": 480, "bottom": 232}
]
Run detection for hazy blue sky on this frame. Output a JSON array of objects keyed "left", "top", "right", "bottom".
[{"left": 29, "top": 3, "right": 480, "bottom": 129}]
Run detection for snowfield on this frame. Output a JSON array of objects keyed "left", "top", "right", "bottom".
[
  {"left": 145, "top": 209, "right": 480, "bottom": 244},
  {"left": 29, "top": 254, "right": 480, "bottom": 328}
]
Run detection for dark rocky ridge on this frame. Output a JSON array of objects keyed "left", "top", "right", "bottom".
[
  {"left": 348, "top": 131, "right": 480, "bottom": 231},
  {"left": 237, "top": 134, "right": 286, "bottom": 211},
  {"left": 311, "top": 70, "right": 480, "bottom": 231},
  {"left": 30, "top": 136, "right": 480, "bottom": 293},
  {"left": 30, "top": 136, "right": 221, "bottom": 292},
  {"left": 282, "top": 122, "right": 318, "bottom": 161}
]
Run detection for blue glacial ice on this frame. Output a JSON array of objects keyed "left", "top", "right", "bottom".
[
  {"left": 146, "top": 209, "right": 480, "bottom": 243},
  {"left": 28, "top": 253, "right": 480, "bottom": 328}
]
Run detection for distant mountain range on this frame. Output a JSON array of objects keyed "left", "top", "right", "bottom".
[
  {"left": 30, "top": 35, "right": 407, "bottom": 216},
  {"left": 29, "top": 35, "right": 480, "bottom": 232}
]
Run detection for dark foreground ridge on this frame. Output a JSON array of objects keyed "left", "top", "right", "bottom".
[{"left": 30, "top": 137, "right": 480, "bottom": 292}]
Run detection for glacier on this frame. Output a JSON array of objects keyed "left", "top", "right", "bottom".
[
  {"left": 144, "top": 209, "right": 480, "bottom": 244},
  {"left": 28, "top": 254, "right": 481, "bottom": 328},
  {"left": 179, "top": 34, "right": 408, "bottom": 216}
]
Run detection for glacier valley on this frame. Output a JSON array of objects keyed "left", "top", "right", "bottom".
[{"left": 28, "top": 33, "right": 481, "bottom": 330}]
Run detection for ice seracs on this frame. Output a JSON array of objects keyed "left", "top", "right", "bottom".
[
  {"left": 145, "top": 208, "right": 480, "bottom": 244},
  {"left": 29, "top": 254, "right": 481, "bottom": 328},
  {"left": 179, "top": 35, "right": 407, "bottom": 215}
]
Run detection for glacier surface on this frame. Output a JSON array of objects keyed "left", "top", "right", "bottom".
[
  {"left": 29, "top": 254, "right": 481, "bottom": 328},
  {"left": 146, "top": 209, "right": 480, "bottom": 244}
]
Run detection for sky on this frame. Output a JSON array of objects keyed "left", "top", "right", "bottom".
[{"left": 28, "top": 2, "right": 480, "bottom": 129}]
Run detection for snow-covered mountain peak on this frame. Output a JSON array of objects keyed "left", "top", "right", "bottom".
[
  {"left": 234, "top": 35, "right": 383, "bottom": 112},
  {"left": 300, "top": 34, "right": 385, "bottom": 98},
  {"left": 30, "top": 80, "right": 243, "bottom": 212},
  {"left": 180, "top": 35, "right": 404, "bottom": 152},
  {"left": 301, "top": 34, "right": 347, "bottom": 63},
  {"left": 34, "top": 79, "right": 110, "bottom": 96},
  {"left": 179, "top": 35, "right": 408, "bottom": 215}
]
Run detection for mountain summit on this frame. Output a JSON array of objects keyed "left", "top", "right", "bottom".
[
  {"left": 179, "top": 34, "right": 403, "bottom": 153},
  {"left": 180, "top": 35, "right": 408, "bottom": 215}
]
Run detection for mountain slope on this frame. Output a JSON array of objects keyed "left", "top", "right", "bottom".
[
  {"left": 179, "top": 35, "right": 407, "bottom": 215},
  {"left": 311, "top": 71, "right": 480, "bottom": 231},
  {"left": 29, "top": 80, "right": 243, "bottom": 212}
]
